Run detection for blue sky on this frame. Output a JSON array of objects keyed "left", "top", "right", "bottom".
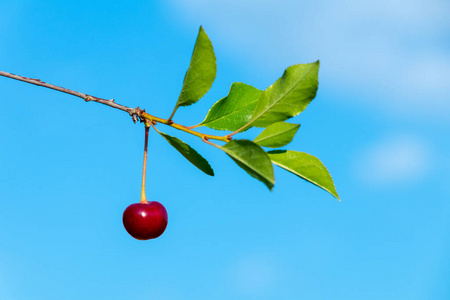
[{"left": 0, "top": 1, "right": 449, "bottom": 299}]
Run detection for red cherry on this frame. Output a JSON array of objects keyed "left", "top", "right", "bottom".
[{"left": 122, "top": 201, "right": 168, "bottom": 240}]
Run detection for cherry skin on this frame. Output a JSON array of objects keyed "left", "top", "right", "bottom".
[{"left": 122, "top": 201, "right": 168, "bottom": 240}]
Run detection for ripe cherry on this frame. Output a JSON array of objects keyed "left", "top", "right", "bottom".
[
  {"left": 123, "top": 123, "right": 169, "bottom": 240},
  {"left": 123, "top": 201, "right": 168, "bottom": 240}
]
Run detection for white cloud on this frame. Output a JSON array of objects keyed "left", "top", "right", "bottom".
[
  {"left": 167, "top": 0, "right": 450, "bottom": 119},
  {"left": 354, "top": 135, "right": 432, "bottom": 186},
  {"left": 229, "top": 253, "right": 280, "bottom": 297}
]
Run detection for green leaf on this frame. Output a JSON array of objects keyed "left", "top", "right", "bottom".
[
  {"left": 268, "top": 150, "right": 339, "bottom": 200},
  {"left": 175, "top": 26, "right": 216, "bottom": 109},
  {"left": 199, "top": 83, "right": 263, "bottom": 131},
  {"left": 250, "top": 61, "right": 319, "bottom": 128},
  {"left": 254, "top": 122, "right": 300, "bottom": 148},
  {"left": 220, "top": 140, "right": 274, "bottom": 190},
  {"left": 155, "top": 129, "right": 214, "bottom": 176}
]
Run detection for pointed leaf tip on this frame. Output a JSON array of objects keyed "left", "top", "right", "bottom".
[
  {"left": 249, "top": 61, "right": 320, "bottom": 128},
  {"left": 174, "top": 26, "right": 217, "bottom": 110},
  {"left": 155, "top": 129, "right": 214, "bottom": 176},
  {"left": 268, "top": 150, "right": 339, "bottom": 200},
  {"left": 254, "top": 122, "right": 300, "bottom": 148},
  {"left": 199, "top": 82, "right": 263, "bottom": 131},
  {"left": 220, "top": 140, "right": 275, "bottom": 190}
]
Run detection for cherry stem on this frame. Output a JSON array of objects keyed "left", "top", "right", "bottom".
[{"left": 140, "top": 124, "right": 150, "bottom": 204}]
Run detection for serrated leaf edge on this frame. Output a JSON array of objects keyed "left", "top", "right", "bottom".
[
  {"left": 222, "top": 141, "right": 275, "bottom": 190},
  {"left": 269, "top": 151, "right": 339, "bottom": 200},
  {"left": 198, "top": 82, "right": 262, "bottom": 131},
  {"left": 254, "top": 122, "right": 300, "bottom": 147},
  {"left": 250, "top": 61, "right": 319, "bottom": 127},
  {"left": 155, "top": 127, "right": 215, "bottom": 176},
  {"left": 176, "top": 26, "right": 217, "bottom": 108}
]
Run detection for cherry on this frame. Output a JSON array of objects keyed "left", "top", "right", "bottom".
[
  {"left": 123, "top": 124, "right": 168, "bottom": 240},
  {"left": 123, "top": 201, "right": 168, "bottom": 240}
]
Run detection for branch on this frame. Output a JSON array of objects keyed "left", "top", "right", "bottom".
[
  {"left": 0, "top": 70, "right": 141, "bottom": 119},
  {"left": 0, "top": 70, "right": 230, "bottom": 142}
]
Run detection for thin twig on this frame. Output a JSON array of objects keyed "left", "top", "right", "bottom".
[
  {"left": 0, "top": 70, "right": 231, "bottom": 142},
  {"left": 0, "top": 70, "right": 141, "bottom": 120}
]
